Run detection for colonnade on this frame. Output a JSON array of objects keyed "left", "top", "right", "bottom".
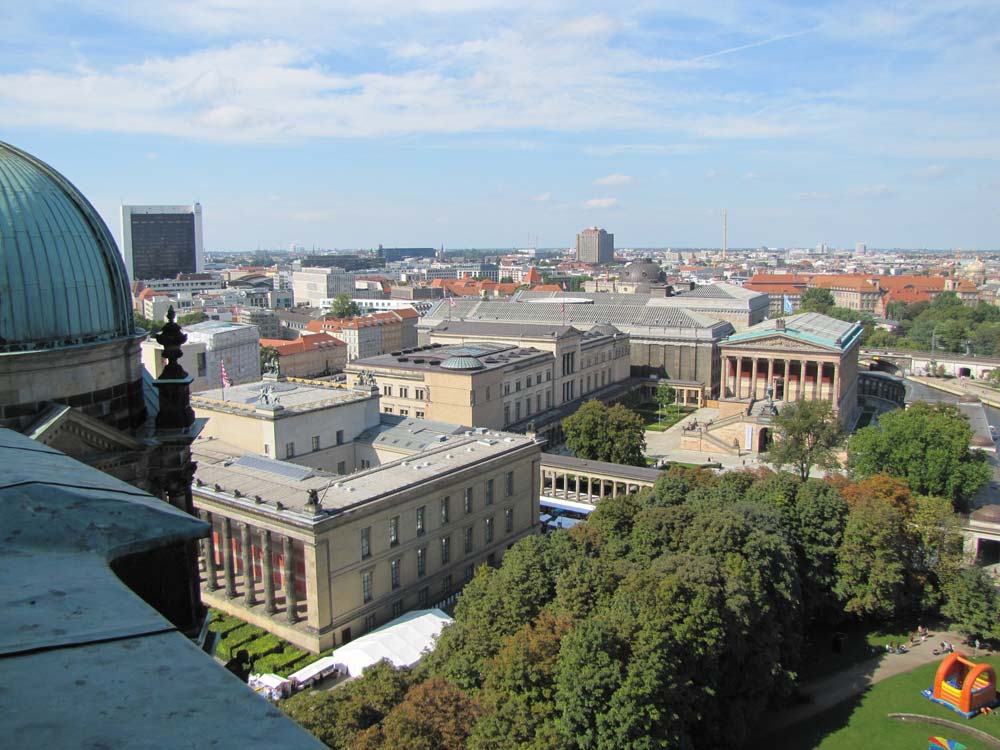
[
  {"left": 199, "top": 510, "right": 301, "bottom": 623},
  {"left": 721, "top": 354, "right": 840, "bottom": 403},
  {"left": 540, "top": 468, "right": 650, "bottom": 502}
]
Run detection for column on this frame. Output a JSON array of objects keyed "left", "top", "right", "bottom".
[
  {"left": 586, "top": 476, "right": 593, "bottom": 500},
  {"left": 241, "top": 522, "right": 256, "bottom": 607},
  {"left": 221, "top": 517, "right": 236, "bottom": 599},
  {"left": 750, "top": 358, "right": 759, "bottom": 400},
  {"left": 262, "top": 530, "right": 276, "bottom": 615},
  {"left": 783, "top": 359, "right": 791, "bottom": 401},
  {"left": 200, "top": 511, "right": 219, "bottom": 590},
  {"left": 283, "top": 535, "right": 297, "bottom": 623},
  {"left": 721, "top": 356, "right": 729, "bottom": 398},
  {"left": 767, "top": 358, "right": 775, "bottom": 398},
  {"left": 735, "top": 357, "right": 743, "bottom": 399},
  {"left": 575, "top": 475, "right": 581, "bottom": 501},
  {"left": 833, "top": 364, "right": 841, "bottom": 404},
  {"left": 798, "top": 360, "right": 807, "bottom": 400},
  {"left": 612, "top": 480, "right": 618, "bottom": 498},
  {"left": 812, "top": 361, "right": 820, "bottom": 400}
]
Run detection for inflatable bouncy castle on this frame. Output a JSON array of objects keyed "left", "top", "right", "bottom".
[{"left": 922, "top": 652, "right": 997, "bottom": 718}]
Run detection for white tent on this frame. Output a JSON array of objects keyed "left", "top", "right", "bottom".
[
  {"left": 330, "top": 608, "right": 453, "bottom": 678},
  {"left": 287, "top": 656, "right": 339, "bottom": 686}
]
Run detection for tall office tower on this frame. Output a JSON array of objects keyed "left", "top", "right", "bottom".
[
  {"left": 120, "top": 204, "right": 203, "bottom": 282},
  {"left": 855, "top": 242, "right": 867, "bottom": 256},
  {"left": 576, "top": 227, "right": 615, "bottom": 264}
]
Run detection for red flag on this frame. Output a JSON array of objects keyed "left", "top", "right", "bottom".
[
  {"left": 449, "top": 296, "right": 457, "bottom": 308},
  {"left": 221, "top": 361, "right": 232, "bottom": 388},
  {"left": 561, "top": 301, "right": 565, "bottom": 313}
]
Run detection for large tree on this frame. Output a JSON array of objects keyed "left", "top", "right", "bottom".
[
  {"left": 329, "top": 293, "right": 361, "bottom": 319},
  {"left": 942, "top": 567, "right": 1000, "bottom": 641},
  {"left": 563, "top": 400, "right": 647, "bottom": 467},
  {"left": 848, "top": 402, "right": 991, "bottom": 509},
  {"left": 766, "top": 399, "right": 844, "bottom": 481},
  {"left": 800, "top": 287, "right": 835, "bottom": 314}
]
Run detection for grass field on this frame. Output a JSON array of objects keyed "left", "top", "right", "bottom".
[
  {"left": 753, "top": 655, "right": 1000, "bottom": 750},
  {"left": 636, "top": 405, "right": 692, "bottom": 432},
  {"left": 799, "top": 622, "right": 922, "bottom": 681}
]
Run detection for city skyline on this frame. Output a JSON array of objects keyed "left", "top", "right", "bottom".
[{"left": 2, "top": 1, "right": 997, "bottom": 251}]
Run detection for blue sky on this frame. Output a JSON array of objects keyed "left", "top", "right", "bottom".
[{"left": 1, "top": 1, "right": 997, "bottom": 251}]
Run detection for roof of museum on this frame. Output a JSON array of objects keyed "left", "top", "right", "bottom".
[
  {"left": 192, "top": 378, "right": 372, "bottom": 415},
  {"left": 191, "top": 421, "right": 537, "bottom": 519},
  {"left": 349, "top": 340, "right": 550, "bottom": 373},
  {"left": 0, "top": 141, "right": 135, "bottom": 352},
  {"left": 725, "top": 312, "right": 864, "bottom": 351}
]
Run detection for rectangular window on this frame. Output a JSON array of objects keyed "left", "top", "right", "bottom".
[
  {"left": 336, "top": 429, "right": 344, "bottom": 445},
  {"left": 399, "top": 408, "right": 409, "bottom": 416},
  {"left": 470, "top": 390, "right": 476, "bottom": 406},
  {"left": 392, "top": 599, "right": 403, "bottom": 619},
  {"left": 488, "top": 552, "right": 497, "bottom": 567},
  {"left": 441, "top": 536, "right": 451, "bottom": 564},
  {"left": 417, "top": 547, "right": 426, "bottom": 576},
  {"left": 400, "top": 386, "right": 408, "bottom": 398},
  {"left": 485, "top": 386, "right": 490, "bottom": 401},
  {"left": 383, "top": 385, "right": 392, "bottom": 396},
  {"left": 312, "top": 435, "right": 320, "bottom": 452},
  {"left": 361, "top": 527, "right": 371, "bottom": 559},
  {"left": 419, "top": 586, "right": 429, "bottom": 607},
  {"left": 464, "top": 487, "right": 473, "bottom": 514},
  {"left": 391, "top": 558, "right": 401, "bottom": 589},
  {"left": 383, "top": 406, "right": 393, "bottom": 414},
  {"left": 440, "top": 496, "right": 450, "bottom": 525},
  {"left": 486, "top": 479, "right": 494, "bottom": 505},
  {"left": 389, "top": 516, "right": 399, "bottom": 546},
  {"left": 505, "top": 507, "right": 514, "bottom": 533},
  {"left": 415, "top": 410, "right": 424, "bottom": 419},
  {"left": 465, "top": 564, "right": 475, "bottom": 583},
  {"left": 515, "top": 400, "right": 521, "bottom": 420},
  {"left": 505, "top": 471, "right": 514, "bottom": 497},
  {"left": 415, "top": 388, "right": 425, "bottom": 400},
  {"left": 546, "top": 391, "right": 552, "bottom": 407},
  {"left": 464, "top": 526, "right": 473, "bottom": 554},
  {"left": 485, "top": 517, "right": 494, "bottom": 544},
  {"left": 365, "top": 613, "right": 377, "bottom": 633},
  {"left": 362, "top": 570, "right": 373, "bottom": 603},
  {"left": 416, "top": 506, "right": 425, "bottom": 535},
  {"left": 285, "top": 442, "right": 295, "bottom": 459},
  {"left": 503, "top": 403, "right": 510, "bottom": 426},
  {"left": 515, "top": 379, "right": 521, "bottom": 392},
  {"left": 337, "top": 460, "right": 346, "bottom": 475},
  {"left": 536, "top": 394, "right": 542, "bottom": 412},
  {"left": 503, "top": 383, "right": 511, "bottom": 396},
  {"left": 442, "top": 574, "right": 452, "bottom": 595},
  {"left": 197, "top": 352, "right": 207, "bottom": 377},
  {"left": 263, "top": 444, "right": 270, "bottom": 455}
]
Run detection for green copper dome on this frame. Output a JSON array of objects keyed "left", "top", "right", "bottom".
[{"left": 0, "top": 141, "right": 134, "bottom": 352}]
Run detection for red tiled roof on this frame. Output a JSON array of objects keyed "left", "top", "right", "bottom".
[
  {"left": 260, "top": 333, "right": 345, "bottom": 354},
  {"left": 533, "top": 284, "right": 564, "bottom": 292},
  {"left": 745, "top": 283, "right": 803, "bottom": 296}
]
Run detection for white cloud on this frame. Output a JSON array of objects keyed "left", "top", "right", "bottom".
[
  {"left": 796, "top": 191, "right": 833, "bottom": 201},
  {"left": 582, "top": 143, "right": 705, "bottom": 157},
  {"left": 848, "top": 183, "right": 894, "bottom": 197},
  {"left": 594, "top": 173, "right": 632, "bottom": 186},
  {"left": 532, "top": 191, "right": 551, "bottom": 202},
  {"left": 705, "top": 169, "right": 721, "bottom": 179},
  {"left": 585, "top": 197, "right": 618, "bottom": 208},
  {"left": 145, "top": 151, "right": 158, "bottom": 160},
  {"left": 910, "top": 164, "right": 958, "bottom": 180}
]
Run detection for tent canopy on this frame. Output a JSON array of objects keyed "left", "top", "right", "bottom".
[{"left": 331, "top": 608, "right": 453, "bottom": 677}]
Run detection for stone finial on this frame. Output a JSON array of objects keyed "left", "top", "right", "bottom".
[
  {"left": 152, "top": 306, "right": 196, "bottom": 430},
  {"left": 306, "top": 488, "right": 320, "bottom": 510}
]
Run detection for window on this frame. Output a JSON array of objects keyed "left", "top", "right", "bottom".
[
  {"left": 392, "top": 599, "right": 403, "bottom": 619},
  {"left": 336, "top": 429, "right": 344, "bottom": 445},
  {"left": 383, "top": 406, "right": 393, "bottom": 414},
  {"left": 417, "top": 547, "right": 426, "bottom": 576},
  {"left": 441, "top": 536, "right": 451, "bottom": 564},
  {"left": 416, "top": 506, "right": 425, "bottom": 535},
  {"left": 399, "top": 408, "right": 409, "bottom": 416},
  {"left": 515, "top": 401, "right": 521, "bottom": 420},
  {"left": 464, "top": 487, "right": 473, "bottom": 514},
  {"left": 400, "top": 386, "right": 409, "bottom": 399},
  {"left": 503, "top": 404, "right": 510, "bottom": 426},
  {"left": 562, "top": 351, "right": 575, "bottom": 376},
  {"left": 465, "top": 565, "right": 475, "bottom": 583},
  {"left": 334, "top": 460, "right": 344, "bottom": 475},
  {"left": 361, "top": 527, "right": 371, "bottom": 559},
  {"left": 488, "top": 552, "right": 497, "bottom": 567},
  {"left": 383, "top": 384, "right": 393, "bottom": 396},
  {"left": 197, "top": 353, "right": 207, "bottom": 377},
  {"left": 419, "top": 587, "right": 429, "bottom": 607},
  {"left": 536, "top": 373, "right": 542, "bottom": 385},
  {"left": 503, "top": 382, "right": 511, "bottom": 396},
  {"left": 485, "top": 386, "right": 490, "bottom": 401},
  {"left": 485, "top": 517, "right": 494, "bottom": 543},
  {"left": 391, "top": 558, "right": 401, "bottom": 589},
  {"left": 546, "top": 391, "right": 552, "bottom": 408},
  {"left": 440, "top": 496, "right": 450, "bottom": 525},
  {"left": 415, "top": 388, "right": 425, "bottom": 400},
  {"left": 536, "top": 394, "right": 542, "bottom": 412},
  {"left": 464, "top": 526, "right": 473, "bottom": 554},
  {"left": 362, "top": 570, "right": 373, "bottom": 603},
  {"left": 312, "top": 435, "right": 320, "bottom": 452},
  {"left": 486, "top": 479, "right": 494, "bottom": 505},
  {"left": 285, "top": 442, "right": 295, "bottom": 459},
  {"left": 546, "top": 371, "right": 552, "bottom": 381},
  {"left": 364, "top": 613, "right": 377, "bottom": 633},
  {"left": 416, "top": 410, "right": 424, "bottom": 419},
  {"left": 470, "top": 390, "right": 476, "bottom": 406},
  {"left": 263, "top": 444, "right": 269, "bottom": 456},
  {"left": 505, "top": 507, "right": 514, "bottom": 533},
  {"left": 515, "top": 379, "right": 521, "bottom": 392},
  {"left": 505, "top": 471, "right": 514, "bottom": 497},
  {"left": 442, "top": 574, "right": 452, "bottom": 595},
  {"left": 389, "top": 516, "right": 399, "bottom": 546}
]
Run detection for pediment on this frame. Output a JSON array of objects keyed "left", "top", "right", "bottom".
[
  {"left": 25, "top": 404, "right": 144, "bottom": 463},
  {"left": 723, "top": 335, "right": 840, "bottom": 354}
]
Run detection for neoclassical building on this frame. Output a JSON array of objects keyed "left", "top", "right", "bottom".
[{"left": 682, "top": 313, "right": 863, "bottom": 454}]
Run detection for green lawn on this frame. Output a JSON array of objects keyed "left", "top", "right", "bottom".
[
  {"left": 637, "top": 405, "right": 692, "bottom": 432},
  {"left": 799, "top": 621, "right": 923, "bottom": 681},
  {"left": 753, "top": 655, "right": 1000, "bottom": 750}
]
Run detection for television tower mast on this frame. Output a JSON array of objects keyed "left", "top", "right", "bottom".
[{"left": 722, "top": 209, "right": 728, "bottom": 260}]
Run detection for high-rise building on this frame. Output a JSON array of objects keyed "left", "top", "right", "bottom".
[
  {"left": 576, "top": 227, "right": 614, "bottom": 264},
  {"left": 120, "top": 203, "right": 203, "bottom": 282}
]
